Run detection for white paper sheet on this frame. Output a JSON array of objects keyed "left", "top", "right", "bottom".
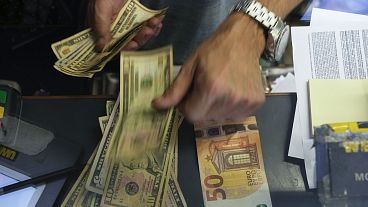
[
  {"left": 288, "top": 8, "right": 368, "bottom": 160},
  {"left": 292, "top": 22, "right": 368, "bottom": 188},
  {"left": 311, "top": 8, "right": 368, "bottom": 26},
  {"left": 288, "top": 105, "right": 303, "bottom": 159},
  {"left": 270, "top": 72, "right": 296, "bottom": 93}
]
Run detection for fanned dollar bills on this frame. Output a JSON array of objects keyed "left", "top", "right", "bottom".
[
  {"left": 195, "top": 117, "right": 272, "bottom": 207},
  {"left": 51, "top": 0, "right": 166, "bottom": 78},
  {"left": 61, "top": 45, "right": 187, "bottom": 207}
]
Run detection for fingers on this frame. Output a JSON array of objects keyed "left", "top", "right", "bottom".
[
  {"left": 182, "top": 85, "right": 265, "bottom": 123},
  {"left": 184, "top": 101, "right": 256, "bottom": 123},
  {"left": 152, "top": 54, "right": 197, "bottom": 110},
  {"left": 131, "top": 18, "right": 163, "bottom": 48},
  {"left": 132, "top": 27, "right": 155, "bottom": 46},
  {"left": 92, "top": 0, "right": 162, "bottom": 51},
  {"left": 122, "top": 41, "right": 139, "bottom": 50},
  {"left": 215, "top": 101, "right": 259, "bottom": 122},
  {"left": 94, "top": 0, "right": 114, "bottom": 50},
  {"left": 122, "top": 21, "right": 162, "bottom": 51},
  {"left": 179, "top": 86, "right": 211, "bottom": 123},
  {"left": 147, "top": 17, "right": 162, "bottom": 28},
  {"left": 154, "top": 24, "right": 163, "bottom": 36}
]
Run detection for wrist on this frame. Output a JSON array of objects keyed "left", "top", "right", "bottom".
[{"left": 224, "top": 12, "right": 266, "bottom": 57}]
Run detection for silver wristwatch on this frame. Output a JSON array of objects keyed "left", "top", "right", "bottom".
[{"left": 232, "top": 0, "right": 290, "bottom": 62}]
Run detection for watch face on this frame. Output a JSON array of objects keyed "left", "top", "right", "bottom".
[{"left": 275, "top": 25, "right": 290, "bottom": 62}]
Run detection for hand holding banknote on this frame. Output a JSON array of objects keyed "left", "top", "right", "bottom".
[
  {"left": 152, "top": 13, "right": 266, "bottom": 122},
  {"left": 52, "top": 0, "right": 166, "bottom": 77},
  {"left": 89, "top": 0, "right": 163, "bottom": 51}
]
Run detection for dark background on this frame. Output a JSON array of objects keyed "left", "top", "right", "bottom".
[{"left": 0, "top": 0, "right": 120, "bottom": 95}]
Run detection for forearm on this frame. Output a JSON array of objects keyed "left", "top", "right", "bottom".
[
  {"left": 218, "top": 0, "right": 303, "bottom": 57},
  {"left": 258, "top": 0, "right": 303, "bottom": 19}
]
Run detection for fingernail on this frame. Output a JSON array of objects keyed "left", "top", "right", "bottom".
[
  {"left": 154, "top": 26, "right": 162, "bottom": 36},
  {"left": 157, "top": 24, "right": 162, "bottom": 31}
]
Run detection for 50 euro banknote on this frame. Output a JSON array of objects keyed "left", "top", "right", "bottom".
[{"left": 195, "top": 117, "right": 272, "bottom": 207}]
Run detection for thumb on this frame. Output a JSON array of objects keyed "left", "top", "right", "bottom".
[{"left": 152, "top": 55, "right": 197, "bottom": 110}]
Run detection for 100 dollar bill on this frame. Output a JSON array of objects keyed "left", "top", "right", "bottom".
[{"left": 195, "top": 117, "right": 272, "bottom": 207}]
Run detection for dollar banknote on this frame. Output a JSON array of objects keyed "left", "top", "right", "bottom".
[
  {"left": 169, "top": 111, "right": 183, "bottom": 178},
  {"left": 75, "top": 189, "right": 102, "bottom": 207},
  {"left": 101, "top": 110, "right": 175, "bottom": 207},
  {"left": 87, "top": 45, "right": 173, "bottom": 196},
  {"left": 60, "top": 165, "right": 90, "bottom": 207},
  {"left": 100, "top": 46, "right": 176, "bottom": 207},
  {"left": 86, "top": 98, "right": 120, "bottom": 194},
  {"left": 106, "top": 100, "right": 115, "bottom": 117},
  {"left": 164, "top": 170, "right": 188, "bottom": 207},
  {"left": 63, "top": 110, "right": 186, "bottom": 207},
  {"left": 51, "top": 29, "right": 92, "bottom": 59},
  {"left": 98, "top": 116, "right": 109, "bottom": 133},
  {"left": 65, "top": 45, "right": 189, "bottom": 207},
  {"left": 161, "top": 111, "right": 187, "bottom": 207},
  {"left": 195, "top": 117, "right": 272, "bottom": 207},
  {"left": 118, "top": 45, "right": 173, "bottom": 158},
  {"left": 61, "top": 146, "right": 98, "bottom": 207},
  {"left": 51, "top": 0, "right": 166, "bottom": 78},
  {"left": 86, "top": 61, "right": 150, "bottom": 194}
]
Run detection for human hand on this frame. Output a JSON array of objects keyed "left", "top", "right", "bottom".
[
  {"left": 88, "top": 0, "right": 163, "bottom": 51},
  {"left": 152, "top": 13, "right": 266, "bottom": 122}
]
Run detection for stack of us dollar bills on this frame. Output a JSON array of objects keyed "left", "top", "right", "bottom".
[
  {"left": 61, "top": 45, "right": 188, "bottom": 207},
  {"left": 51, "top": 0, "right": 166, "bottom": 78}
]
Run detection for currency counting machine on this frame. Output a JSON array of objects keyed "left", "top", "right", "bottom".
[{"left": 0, "top": 80, "right": 82, "bottom": 207}]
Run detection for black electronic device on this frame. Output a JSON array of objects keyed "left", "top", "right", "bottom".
[{"left": 0, "top": 80, "right": 82, "bottom": 207}]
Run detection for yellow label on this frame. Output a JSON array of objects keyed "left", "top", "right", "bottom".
[
  {"left": 343, "top": 141, "right": 368, "bottom": 153},
  {"left": 329, "top": 122, "right": 368, "bottom": 133},
  {"left": 0, "top": 106, "right": 4, "bottom": 118},
  {"left": 0, "top": 145, "right": 17, "bottom": 161}
]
